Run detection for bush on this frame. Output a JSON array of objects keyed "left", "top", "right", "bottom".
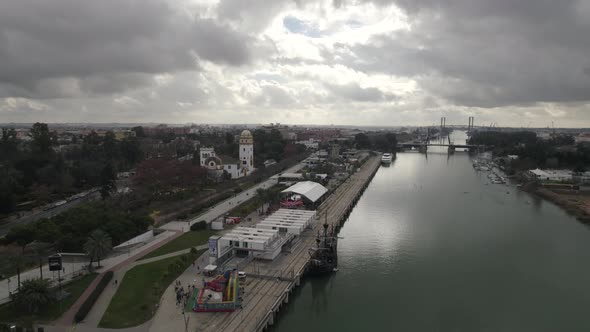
[
  {"left": 190, "top": 247, "right": 197, "bottom": 255},
  {"left": 74, "top": 271, "right": 113, "bottom": 323},
  {"left": 190, "top": 220, "right": 207, "bottom": 231}
]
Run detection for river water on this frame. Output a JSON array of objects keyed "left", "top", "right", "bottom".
[{"left": 273, "top": 131, "right": 590, "bottom": 332}]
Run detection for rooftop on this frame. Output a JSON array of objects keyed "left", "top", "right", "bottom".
[{"left": 281, "top": 181, "right": 328, "bottom": 203}]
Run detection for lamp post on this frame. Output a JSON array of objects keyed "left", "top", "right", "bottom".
[{"left": 181, "top": 310, "right": 189, "bottom": 332}]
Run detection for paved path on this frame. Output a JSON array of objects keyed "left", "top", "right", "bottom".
[
  {"left": 148, "top": 250, "right": 211, "bottom": 332},
  {"left": 160, "top": 162, "right": 304, "bottom": 232},
  {"left": 50, "top": 230, "right": 182, "bottom": 327},
  {"left": 50, "top": 243, "right": 209, "bottom": 331},
  {"left": 0, "top": 230, "right": 178, "bottom": 305}
]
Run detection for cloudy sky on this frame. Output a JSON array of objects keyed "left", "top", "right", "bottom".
[{"left": 1, "top": 0, "right": 590, "bottom": 127}]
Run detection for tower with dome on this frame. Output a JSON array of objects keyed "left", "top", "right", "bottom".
[
  {"left": 198, "top": 129, "right": 254, "bottom": 179},
  {"left": 239, "top": 130, "right": 254, "bottom": 176}
]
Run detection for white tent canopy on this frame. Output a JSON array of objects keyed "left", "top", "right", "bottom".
[{"left": 281, "top": 181, "right": 328, "bottom": 203}]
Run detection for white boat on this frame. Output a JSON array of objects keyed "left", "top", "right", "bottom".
[{"left": 381, "top": 153, "right": 393, "bottom": 164}]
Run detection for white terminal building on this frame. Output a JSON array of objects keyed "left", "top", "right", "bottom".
[
  {"left": 208, "top": 182, "right": 328, "bottom": 264},
  {"left": 210, "top": 209, "right": 318, "bottom": 262}
]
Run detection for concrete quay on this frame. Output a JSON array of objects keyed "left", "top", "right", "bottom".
[{"left": 195, "top": 154, "right": 382, "bottom": 332}]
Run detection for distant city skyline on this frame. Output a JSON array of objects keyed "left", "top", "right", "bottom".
[{"left": 1, "top": 0, "right": 589, "bottom": 126}]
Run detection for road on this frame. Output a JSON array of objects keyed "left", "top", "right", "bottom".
[
  {"left": 160, "top": 162, "right": 305, "bottom": 232},
  {"left": 0, "top": 191, "right": 101, "bottom": 237}
]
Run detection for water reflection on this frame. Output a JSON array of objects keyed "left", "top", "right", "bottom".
[
  {"left": 273, "top": 131, "right": 590, "bottom": 332},
  {"left": 310, "top": 274, "right": 334, "bottom": 316}
]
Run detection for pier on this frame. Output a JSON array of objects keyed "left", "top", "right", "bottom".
[{"left": 196, "top": 155, "right": 382, "bottom": 331}]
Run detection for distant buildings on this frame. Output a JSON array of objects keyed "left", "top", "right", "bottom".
[
  {"left": 528, "top": 169, "right": 573, "bottom": 182},
  {"left": 296, "top": 139, "right": 319, "bottom": 150},
  {"left": 143, "top": 124, "right": 190, "bottom": 137},
  {"left": 296, "top": 128, "right": 340, "bottom": 143},
  {"left": 575, "top": 133, "right": 590, "bottom": 144},
  {"left": 141, "top": 137, "right": 198, "bottom": 160},
  {"left": 527, "top": 168, "right": 590, "bottom": 184}
]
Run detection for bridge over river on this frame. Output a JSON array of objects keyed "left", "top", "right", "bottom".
[{"left": 398, "top": 141, "right": 484, "bottom": 153}]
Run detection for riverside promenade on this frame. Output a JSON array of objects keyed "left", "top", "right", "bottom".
[{"left": 172, "top": 155, "right": 382, "bottom": 332}]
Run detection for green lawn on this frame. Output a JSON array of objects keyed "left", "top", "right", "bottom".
[
  {"left": 99, "top": 251, "right": 204, "bottom": 328},
  {"left": 228, "top": 196, "right": 259, "bottom": 218},
  {"left": 138, "top": 230, "right": 216, "bottom": 260},
  {"left": 0, "top": 273, "right": 97, "bottom": 325}
]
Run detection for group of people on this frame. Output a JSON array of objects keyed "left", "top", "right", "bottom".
[{"left": 175, "top": 280, "right": 196, "bottom": 308}]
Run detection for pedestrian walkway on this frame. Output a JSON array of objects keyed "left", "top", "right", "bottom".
[
  {"left": 54, "top": 230, "right": 182, "bottom": 326},
  {"left": 160, "top": 162, "right": 304, "bottom": 232},
  {"left": 0, "top": 230, "right": 179, "bottom": 305},
  {"left": 50, "top": 241, "right": 206, "bottom": 331},
  {"left": 148, "top": 250, "right": 211, "bottom": 332}
]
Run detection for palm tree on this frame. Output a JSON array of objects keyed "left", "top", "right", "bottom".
[
  {"left": 16, "top": 278, "right": 53, "bottom": 313},
  {"left": 84, "top": 229, "right": 112, "bottom": 268},
  {"left": 8, "top": 255, "right": 24, "bottom": 292},
  {"left": 256, "top": 188, "right": 267, "bottom": 213}
]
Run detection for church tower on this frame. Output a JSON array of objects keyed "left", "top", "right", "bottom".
[{"left": 239, "top": 130, "right": 254, "bottom": 175}]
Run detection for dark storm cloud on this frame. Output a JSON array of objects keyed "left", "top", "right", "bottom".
[
  {"left": 343, "top": 0, "right": 590, "bottom": 108},
  {"left": 0, "top": 0, "right": 255, "bottom": 98}
]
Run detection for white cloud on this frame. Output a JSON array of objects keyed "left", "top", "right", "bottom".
[{"left": 0, "top": 0, "right": 589, "bottom": 126}]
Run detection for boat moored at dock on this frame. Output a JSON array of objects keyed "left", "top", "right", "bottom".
[{"left": 381, "top": 153, "right": 393, "bottom": 164}]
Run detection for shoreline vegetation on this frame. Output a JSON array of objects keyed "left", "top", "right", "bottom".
[{"left": 530, "top": 185, "right": 590, "bottom": 223}]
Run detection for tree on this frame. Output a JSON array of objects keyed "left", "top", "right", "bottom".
[
  {"left": 385, "top": 133, "right": 397, "bottom": 150},
  {"left": 0, "top": 128, "right": 18, "bottom": 160},
  {"left": 103, "top": 131, "right": 117, "bottom": 161},
  {"left": 15, "top": 278, "right": 53, "bottom": 313},
  {"left": 100, "top": 162, "right": 117, "bottom": 199},
  {"left": 120, "top": 137, "right": 142, "bottom": 166},
  {"left": 573, "top": 164, "right": 587, "bottom": 174},
  {"left": 354, "top": 133, "right": 371, "bottom": 149},
  {"left": 8, "top": 255, "right": 24, "bottom": 292},
  {"left": 84, "top": 229, "right": 112, "bottom": 267},
  {"left": 256, "top": 188, "right": 268, "bottom": 213},
  {"left": 30, "top": 122, "right": 53, "bottom": 154},
  {"left": 0, "top": 167, "right": 20, "bottom": 213},
  {"left": 5, "top": 224, "right": 36, "bottom": 253},
  {"left": 131, "top": 126, "right": 145, "bottom": 138},
  {"left": 224, "top": 132, "right": 234, "bottom": 145}
]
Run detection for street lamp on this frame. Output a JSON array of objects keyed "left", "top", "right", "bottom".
[{"left": 181, "top": 310, "right": 189, "bottom": 332}]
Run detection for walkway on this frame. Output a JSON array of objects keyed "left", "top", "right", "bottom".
[
  {"left": 41, "top": 246, "right": 212, "bottom": 332},
  {"left": 0, "top": 230, "right": 179, "bottom": 305},
  {"left": 160, "top": 162, "right": 304, "bottom": 232},
  {"left": 148, "top": 249, "right": 211, "bottom": 332},
  {"left": 53, "top": 230, "right": 183, "bottom": 326}
]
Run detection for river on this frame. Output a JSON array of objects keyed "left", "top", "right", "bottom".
[{"left": 273, "top": 131, "right": 590, "bottom": 332}]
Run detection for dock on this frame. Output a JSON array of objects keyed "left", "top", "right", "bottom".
[{"left": 197, "top": 155, "right": 382, "bottom": 332}]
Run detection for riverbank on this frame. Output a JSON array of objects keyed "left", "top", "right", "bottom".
[{"left": 530, "top": 185, "right": 590, "bottom": 223}]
